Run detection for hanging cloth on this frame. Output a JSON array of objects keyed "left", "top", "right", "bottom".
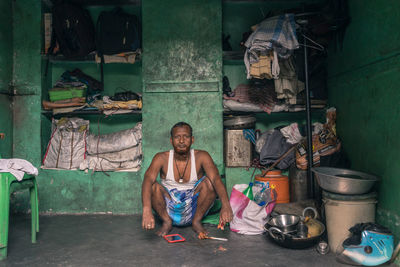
[{"left": 244, "top": 14, "right": 299, "bottom": 79}]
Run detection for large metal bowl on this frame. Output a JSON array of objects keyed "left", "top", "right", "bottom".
[
  {"left": 264, "top": 219, "right": 326, "bottom": 249},
  {"left": 267, "top": 214, "right": 300, "bottom": 233},
  {"left": 312, "top": 167, "right": 379, "bottom": 195}
]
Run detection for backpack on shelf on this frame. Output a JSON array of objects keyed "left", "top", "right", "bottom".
[
  {"left": 96, "top": 7, "right": 141, "bottom": 88},
  {"left": 96, "top": 7, "right": 141, "bottom": 57},
  {"left": 48, "top": 1, "right": 96, "bottom": 59}
]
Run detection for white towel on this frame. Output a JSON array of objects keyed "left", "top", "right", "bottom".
[{"left": 0, "top": 159, "right": 38, "bottom": 181}]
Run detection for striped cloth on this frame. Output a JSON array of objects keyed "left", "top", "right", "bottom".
[
  {"left": 244, "top": 14, "right": 299, "bottom": 79},
  {"left": 223, "top": 82, "right": 277, "bottom": 114},
  {"left": 163, "top": 176, "right": 206, "bottom": 226},
  {"left": 243, "top": 129, "right": 256, "bottom": 145}
]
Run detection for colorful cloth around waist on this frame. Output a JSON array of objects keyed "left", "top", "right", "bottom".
[{"left": 164, "top": 176, "right": 206, "bottom": 226}]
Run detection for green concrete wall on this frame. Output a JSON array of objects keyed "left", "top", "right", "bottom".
[
  {"left": 0, "top": 0, "right": 13, "bottom": 157},
  {"left": 9, "top": 1, "right": 144, "bottom": 214},
  {"left": 141, "top": 0, "right": 223, "bottom": 176},
  {"left": 12, "top": 0, "right": 223, "bottom": 214},
  {"left": 327, "top": 0, "right": 400, "bottom": 255}
]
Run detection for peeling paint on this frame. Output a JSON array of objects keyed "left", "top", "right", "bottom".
[
  {"left": 142, "top": 0, "right": 223, "bottom": 178},
  {"left": 61, "top": 188, "right": 76, "bottom": 200},
  {"left": 143, "top": 0, "right": 221, "bottom": 86}
]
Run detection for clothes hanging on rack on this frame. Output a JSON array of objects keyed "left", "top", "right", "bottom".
[
  {"left": 274, "top": 56, "right": 304, "bottom": 104},
  {"left": 249, "top": 53, "right": 274, "bottom": 79},
  {"left": 244, "top": 14, "right": 299, "bottom": 79}
]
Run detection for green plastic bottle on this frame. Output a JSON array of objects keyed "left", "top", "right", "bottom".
[{"left": 242, "top": 182, "right": 254, "bottom": 200}]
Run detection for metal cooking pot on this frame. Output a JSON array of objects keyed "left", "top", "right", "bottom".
[
  {"left": 264, "top": 219, "right": 326, "bottom": 249},
  {"left": 267, "top": 214, "right": 300, "bottom": 233}
]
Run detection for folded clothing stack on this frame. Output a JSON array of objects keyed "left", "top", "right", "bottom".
[{"left": 42, "top": 69, "right": 103, "bottom": 113}]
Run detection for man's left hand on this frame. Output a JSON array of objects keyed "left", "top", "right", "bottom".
[{"left": 219, "top": 204, "right": 233, "bottom": 228}]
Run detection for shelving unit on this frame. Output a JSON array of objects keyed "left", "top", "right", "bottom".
[
  {"left": 42, "top": 54, "right": 142, "bottom": 64},
  {"left": 221, "top": 0, "right": 327, "bottom": 196},
  {"left": 40, "top": 1, "right": 143, "bottom": 172}
]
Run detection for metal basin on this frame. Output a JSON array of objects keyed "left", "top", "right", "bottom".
[
  {"left": 267, "top": 214, "right": 300, "bottom": 233},
  {"left": 264, "top": 219, "right": 326, "bottom": 249},
  {"left": 312, "top": 167, "right": 379, "bottom": 195}
]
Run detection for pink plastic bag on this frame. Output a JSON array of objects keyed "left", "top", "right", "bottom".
[{"left": 229, "top": 184, "right": 276, "bottom": 235}]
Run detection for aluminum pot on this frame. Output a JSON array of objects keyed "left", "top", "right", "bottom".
[{"left": 267, "top": 214, "right": 300, "bottom": 233}]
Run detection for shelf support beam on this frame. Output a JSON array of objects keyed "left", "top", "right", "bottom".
[{"left": 303, "top": 33, "right": 315, "bottom": 199}]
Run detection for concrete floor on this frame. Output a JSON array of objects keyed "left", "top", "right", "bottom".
[{"left": 2, "top": 214, "right": 398, "bottom": 267}]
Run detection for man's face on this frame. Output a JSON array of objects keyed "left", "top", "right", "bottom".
[{"left": 170, "top": 126, "right": 194, "bottom": 154}]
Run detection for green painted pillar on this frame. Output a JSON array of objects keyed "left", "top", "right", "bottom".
[
  {"left": 0, "top": 0, "right": 13, "bottom": 156},
  {"left": 12, "top": 0, "right": 42, "bottom": 165},
  {"left": 141, "top": 0, "right": 223, "bottom": 174}
]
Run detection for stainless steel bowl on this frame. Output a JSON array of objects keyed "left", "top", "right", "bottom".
[
  {"left": 267, "top": 214, "right": 300, "bottom": 233},
  {"left": 312, "top": 167, "right": 379, "bottom": 195}
]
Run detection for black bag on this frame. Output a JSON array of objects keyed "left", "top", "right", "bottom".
[
  {"left": 49, "top": 1, "right": 96, "bottom": 59},
  {"left": 69, "top": 68, "right": 103, "bottom": 93},
  {"left": 96, "top": 7, "right": 141, "bottom": 90},
  {"left": 96, "top": 7, "right": 141, "bottom": 56},
  {"left": 110, "top": 91, "right": 141, "bottom": 102}
]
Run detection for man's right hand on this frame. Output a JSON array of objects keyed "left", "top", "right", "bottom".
[{"left": 142, "top": 209, "right": 155, "bottom": 230}]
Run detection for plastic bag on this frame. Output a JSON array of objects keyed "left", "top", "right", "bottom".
[
  {"left": 229, "top": 184, "right": 277, "bottom": 235},
  {"left": 43, "top": 117, "right": 89, "bottom": 170}
]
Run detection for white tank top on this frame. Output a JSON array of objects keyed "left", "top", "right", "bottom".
[{"left": 161, "top": 149, "right": 198, "bottom": 191}]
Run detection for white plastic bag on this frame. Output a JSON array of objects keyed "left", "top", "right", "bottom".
[{"left": 229, "top": 184, "right": 276, "bottom": 235}]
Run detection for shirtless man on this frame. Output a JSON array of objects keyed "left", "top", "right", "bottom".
[{"left": 141, "top": 122, "right": 233, "bottom": 236}]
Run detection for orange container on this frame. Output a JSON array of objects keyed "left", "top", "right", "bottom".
[{"left": 255, "top": 170, "right": 289, "bottom": 203}]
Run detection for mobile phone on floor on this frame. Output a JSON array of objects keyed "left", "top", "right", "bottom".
[{"left": 163, "top": 234, "right": 185, "bottom": 243}]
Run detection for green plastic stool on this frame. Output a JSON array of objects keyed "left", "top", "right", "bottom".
[{"left": 0, "top": 172, "right": 39, "bottom": 260}]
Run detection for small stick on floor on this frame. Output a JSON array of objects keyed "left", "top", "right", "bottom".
[{"left": 207, "top": 236, "right": 228, "bottom": 241}]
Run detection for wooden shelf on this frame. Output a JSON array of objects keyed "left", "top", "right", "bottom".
[
  {"left": 223, "top": 107, "right": 327, "bottom": 116},
  {"left": 223, "top": 51, "right": 245, "bottom": 65},
  {"left": 41, "top": 109, "right": 142, "bottom": 116},
  {"left": 42, "top": 0, "right": 141, "bottom": 8},
  {"left": 223, "top": 59, "right": 245, "bottom": 65},
  {"left": 41, "top": 54, "right": 141, "bottom": 65}
]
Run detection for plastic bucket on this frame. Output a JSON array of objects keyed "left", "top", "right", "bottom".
[
  {"left": 255, "top": 170, "right": 289, "bottom": 203},
  {"left": 323, "top": 191, "right": 377, "bottom": 253}
]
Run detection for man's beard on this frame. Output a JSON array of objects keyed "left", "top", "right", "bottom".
[{"left": 175, "top": 147, "right": 190, "bottom": 156}]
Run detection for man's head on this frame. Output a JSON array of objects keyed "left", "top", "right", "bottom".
[{"left": 170, "top": 122, "right": 194, "bottom": 155}]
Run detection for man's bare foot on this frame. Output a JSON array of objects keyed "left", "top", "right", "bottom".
[
  {"left": 156, "top": 220, "right": 172, "bottom": 236},
  {"left": 192, "top": 221, "right": 207, "bottom": 235}
]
